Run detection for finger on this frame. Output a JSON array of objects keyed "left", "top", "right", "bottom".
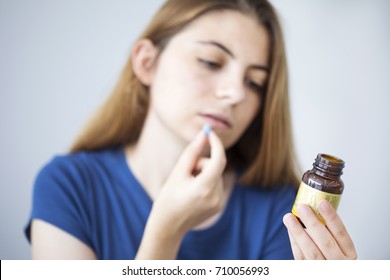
[
  {"left": 286, "top": 227, "right": 305, "bottom": 260},
  {"left": 296, "top": 204, "right": 344, "bottom": 259},
  {"left": 197, "top": 130, "right": 226, "bottom": 181},
  {"left": 175, "top": 129, "right": 208, "bottom": 175},
  {"left": 282, "top": 213, "right": 325, "bottom": 260},
  {"left": 318, "top": 200, "right": 357, "bottom": 259}
]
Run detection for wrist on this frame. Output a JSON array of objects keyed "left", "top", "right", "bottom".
[{"left": 135, "top": 211, "right": 186, "bottom": 260}]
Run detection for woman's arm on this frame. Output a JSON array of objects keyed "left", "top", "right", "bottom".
[
  {"left": 31, "top": 219, "right": 97, "bottom": 259},
  {"left": 283, "top": 200, "right": 357, "bottom": 260}
]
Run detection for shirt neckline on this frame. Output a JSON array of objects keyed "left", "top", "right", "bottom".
[{"left": 118, "top": 147, "right": 154, "bottom": 208}]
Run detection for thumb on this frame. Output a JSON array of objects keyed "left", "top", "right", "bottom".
[
  {"left": 196, "top": 129, "right": 226, "bottom": 182},
  {"left": 174, "top": 126, "right": 209, "bottom": 175}
]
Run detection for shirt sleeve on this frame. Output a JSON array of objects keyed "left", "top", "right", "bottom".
[
  {"left": 260, "top": 185, "right": 297, "bottom": 260},
  {"left": 24, "top": 155, "right": 93, "bottom": 249}
]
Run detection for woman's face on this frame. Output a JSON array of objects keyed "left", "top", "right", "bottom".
[{"left": 149, "top": 10, "right": 270, "bottom": 148}]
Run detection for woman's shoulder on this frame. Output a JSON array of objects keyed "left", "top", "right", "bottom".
[
  {"left": 44, "top": 148, "right": 120, "bottom": 170},
  {"left": 36, "top": 148, "right": 123, "bottom": 188},
  {"left": 236, "top": 183, "right": 297, "bottom": 199},
  {"left": 233, "top": 183, "right": 297, "bottom": 214}
]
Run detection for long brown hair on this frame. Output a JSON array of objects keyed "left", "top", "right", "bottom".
[{"left": 70, "top": 0, "right": 300, "bottom": 188}]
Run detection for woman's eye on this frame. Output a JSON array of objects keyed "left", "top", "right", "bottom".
[
  {"left": 198, "top": 58, "right": 221, "bottom": 69},
  {"left": 245, "top": 79, "right": 265, "bottom": 96}
]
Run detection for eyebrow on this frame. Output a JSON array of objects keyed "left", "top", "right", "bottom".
[{"left": 196, "top": 40, "right": 270, "bottom": 73}]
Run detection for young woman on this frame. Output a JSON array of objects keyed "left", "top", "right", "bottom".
[{"left": 25, "top": 0, "right": 357, "bottom": 260}]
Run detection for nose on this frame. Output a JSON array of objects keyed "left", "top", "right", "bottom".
[{"left": 215, "top": 77, "right": 246, "bottom": 104}]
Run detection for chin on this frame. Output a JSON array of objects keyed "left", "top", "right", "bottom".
[
  {"left": 214, "top": 131, "right": 239, "bottom": 149},
  {"left": 223, "top": 138, "right": 238, "bottom": 150}
]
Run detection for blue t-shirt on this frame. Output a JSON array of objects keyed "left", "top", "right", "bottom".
[{"left": 25, "top": 148, "right": 296, "bottom": 259}]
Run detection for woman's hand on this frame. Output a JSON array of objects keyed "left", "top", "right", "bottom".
[
  {"left": 283, "top": 200, "right": 357, "bottom": 260},
  {"left": 151, "top": 127, "right": 227, "bottom": 234},
  {"left": 136, "top": 127, "right": 227, "bottom": 259}
]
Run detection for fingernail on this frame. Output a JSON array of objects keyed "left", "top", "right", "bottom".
[
  {"left": 203, "top": 123, "right": 212, "bottom": 136},
  {"left": 319, "top": 200, "right": 330, "bottom": 212},
  {"left": 283, "top": 214, "right": 296, "bottom": 227},
  {"left": 297, "top": 204, "right": 310, "bottom": 216}
]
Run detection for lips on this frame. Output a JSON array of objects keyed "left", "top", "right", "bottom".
[{"left": 199, "top": 113, "right": 233, "bottom": 129}]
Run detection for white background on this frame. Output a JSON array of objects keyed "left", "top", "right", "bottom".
[
  {"left": 2, "top": 260, "right": 390, "bottom": 279},
  {"left": 1, "top": 0, "right": 389, "bottom": 259}
]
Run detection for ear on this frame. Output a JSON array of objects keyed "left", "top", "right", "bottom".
[{"left": 131, "top": 39, "right": 158, "bottom": 86}]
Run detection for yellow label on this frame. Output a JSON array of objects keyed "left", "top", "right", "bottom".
[{"left": 292, "top": 181, "right": 341, "bottom": 224}]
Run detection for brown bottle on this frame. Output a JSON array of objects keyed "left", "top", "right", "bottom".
[{"left": 292, "top": 153, "right": 345, "bottom": 225}]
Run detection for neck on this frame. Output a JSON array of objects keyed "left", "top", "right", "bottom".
[{"left": 125, "top": 112, "right": 187, "bottom": 200}]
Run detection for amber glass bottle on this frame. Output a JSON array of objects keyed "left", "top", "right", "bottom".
[{"left": 292, "top": 153, "right": 345, "bottom": 225}]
